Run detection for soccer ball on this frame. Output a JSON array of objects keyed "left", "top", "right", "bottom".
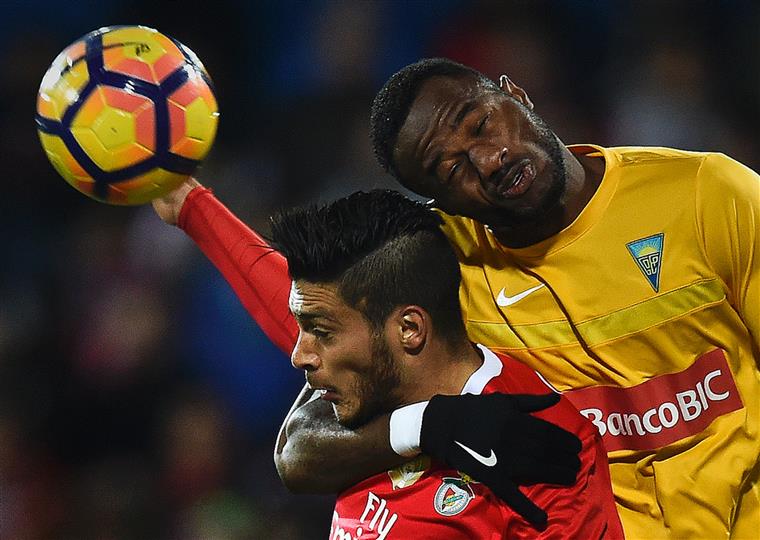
[{"left": 36, "top": 26, "right": 219, "bottom": 205}]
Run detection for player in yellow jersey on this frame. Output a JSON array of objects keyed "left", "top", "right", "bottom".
[
  {"left": 367, "top": 59, "right": 760, "bottom": 539},
  {"left": 154, "top": 58, "right": 759, "bottom": 538}
]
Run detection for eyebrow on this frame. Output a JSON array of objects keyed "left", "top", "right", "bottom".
[
  {"left": 421, "top": 100, "right": 477, "bottom": 178},
  {"left": 424, "top": 152, "right": 442, "bottom": 178},
  {"left": 294, "top": 311, "right": 336, "bottom": 327},
  {"left": 452, "top": 100, "right": 477, "bottom": 128}
]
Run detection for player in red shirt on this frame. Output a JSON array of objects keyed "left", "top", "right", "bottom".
[
  {"left": 268, "top": 190, "right": 622, "bottom": 538},
  {"left": 155, "top": 179, "right": 585, "bottom": 526}
]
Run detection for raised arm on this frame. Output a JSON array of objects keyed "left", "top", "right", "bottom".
[
  {"left": 274, "top": 384, "right": 404, "bottom": 493},
  {"left": 152, "top": 179, "right": 298, "bottom": 354}
]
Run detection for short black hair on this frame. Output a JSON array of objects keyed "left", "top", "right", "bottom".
[
  {"left": 370, "top": 58, "right": 498, "bottom": 185},
  {"left": 270, "top": 190, "right": 467, "bottom": 346}
]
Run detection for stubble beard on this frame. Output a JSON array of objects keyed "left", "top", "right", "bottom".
[
  {"left": 340, "top": 332, "right": 402, "bottom": 429},
  {"left": 491, "top": 109, "right": 567, "bottom": 228}
]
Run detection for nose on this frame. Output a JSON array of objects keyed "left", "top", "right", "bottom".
[
  {"left": 469, "top": 145, "right": 508, "bottom": 180},
  {"left": 291, "top": 333, "right": 320, "bottom": 372}
]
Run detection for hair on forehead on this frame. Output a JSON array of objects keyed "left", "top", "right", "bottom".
[
  {"left": 370, "top": 58, "right": 498, "bottom": 184},
  {"left": 270, "top": 189, "right": 468, "bottom": 344}
]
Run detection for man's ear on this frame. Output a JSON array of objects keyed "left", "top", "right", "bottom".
[
  {"left": 395, "top": 305, "right": 427, "bottom": 354},
  {"left": 499, "top": 74, "right": 534, "bottom": 110}
]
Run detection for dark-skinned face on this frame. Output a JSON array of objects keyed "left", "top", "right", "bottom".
[{"left": 393, "top": 75, "right": 566, "bottom": 230}]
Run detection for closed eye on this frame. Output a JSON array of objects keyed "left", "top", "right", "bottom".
[
  {"left": 475, "top": 113, "right": 491, "bottom": 135},
  {"left": 447, "top": 161, "right": 462, "bottom": 182}
]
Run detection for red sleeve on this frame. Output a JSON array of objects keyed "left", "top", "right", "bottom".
[{"left": 178, "top": 186, "right": 298, "bottom": 355}]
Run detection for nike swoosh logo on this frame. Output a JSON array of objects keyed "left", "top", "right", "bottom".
[
  {"left": 496, "top": 283, "right": 545, "bottom": 307},
  {"left": 454, "top": 440, "right": 498, "bottom": 467}
]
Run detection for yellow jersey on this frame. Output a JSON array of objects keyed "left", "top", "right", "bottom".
[{"left": 439, "top": 146, "right": 760, "bottom": 539}]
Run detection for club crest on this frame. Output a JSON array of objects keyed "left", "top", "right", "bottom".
[
  {"left": 626, "top": 233, "right": 664, "bottom": 292},
  {"left": 433, "top": 476, "right": 475, "bottom": 516}
]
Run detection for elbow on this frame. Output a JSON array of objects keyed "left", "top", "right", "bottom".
[{"left": 274, "top": 449, "right": 314, "bottom": 494}]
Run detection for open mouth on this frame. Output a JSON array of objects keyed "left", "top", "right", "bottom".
[
  {"left": 308, "top": 383, "right": 339, "bottom": 402},
  {"left": 489, "top": 159, "right": 536, "bottom": 199}
]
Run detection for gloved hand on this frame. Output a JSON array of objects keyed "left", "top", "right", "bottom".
[{"left": 420, "top": 392, "right": 582, "bottom": 528}]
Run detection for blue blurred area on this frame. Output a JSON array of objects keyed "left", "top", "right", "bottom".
[
  {"left": 1, "top": 1, "right": 757, "bottom": 538},
  {"left": 184, "top": 259, "right": 302, "bottom": 435}
]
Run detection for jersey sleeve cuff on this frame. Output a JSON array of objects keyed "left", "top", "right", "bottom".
[
  {"left": 389, "top": 401, "right": 428, "bottom": 457},
  {"left": 177, "top": 185, "right": 213, "bottom": 230}
]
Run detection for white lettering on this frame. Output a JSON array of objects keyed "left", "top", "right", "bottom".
[
  {"left": 658, "top": 402, "right": 679, "bottom": 428},
  {"left": 696, "top": 381, "right": 709, "bottom": 410},
  {"left": 608, "top": 413, "right": 625, "bottom": 436},
  {"left": 331, "top": 511, "right": 353, "bottom": 540},
  {"left": 676, "top": 390, "right": 702, "bottom": 421},
  {"left": 376, "top": 513, "right": 398, "bottom": 540},
  {"left": 577, "top": 366, "right": 734, "bottom": 441},
  {"left": 642, "top": 408, "right": 661, "bottom": 433},
  {"left": 340, "top": 492, "right": 397, "bottom": 540},
  {"left": 369, "top": 496, "right": 387, "bottom": 530},
  {"left": 704, "top": 370, "right": 729, "bottom": 401},
  {"left": 624, "top": 413, "right": 645, "bottom": 436},
  {"left": 580, "top": 408, "right": 606, "bottom": 436},
  {"left": 359, "top": 492, "right": 380, "bottom": 523}
]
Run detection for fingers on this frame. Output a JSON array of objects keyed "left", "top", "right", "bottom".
[
  {"left": 506, "top": 454, "right": 579, "bottom": 486},
  {"left": 508, "top": 392, "right": 561, "bottom": 412},
  {"left": 508, "top": 409, "right": 583, "bottom": 454},
  {"left": 491, "top": 482, "right": 548, "bottom": 529}
]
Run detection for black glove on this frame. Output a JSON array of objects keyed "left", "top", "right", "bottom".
[{"left": 420, "top": 392, "right": 582, "bottom": 528}]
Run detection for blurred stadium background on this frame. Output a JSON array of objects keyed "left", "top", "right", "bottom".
[{"left": 1, "top": 1, "right": 758, "bottom": 538}]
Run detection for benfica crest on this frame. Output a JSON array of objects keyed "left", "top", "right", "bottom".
[{"left": 433, "top": 475, "right": 476, "bottom": 516}]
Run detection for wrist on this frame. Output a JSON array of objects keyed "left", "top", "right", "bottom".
[
  {"left": 389, "top": 401, "right": 428, "bottom": 457},
  {"left": 177, "top": 184, "right": 211, "bottom": 229}
]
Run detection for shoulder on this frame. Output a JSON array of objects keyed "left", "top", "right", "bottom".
[
  {"left": 694, "top": 152, "right": 760, "bottom": 201},
  {"left": 434, "top": 209, "right": 502, "bottom": 263}
]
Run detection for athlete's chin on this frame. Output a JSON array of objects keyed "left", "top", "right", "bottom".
[
  {"left": 337, "top": 402, "right": 383, "bottom": 430},
  {"left": 334, "top": 402, "right": 363, "bottom": 429},
  {"left": 482, "top": 175, "right": 563, "bottom": 228}
]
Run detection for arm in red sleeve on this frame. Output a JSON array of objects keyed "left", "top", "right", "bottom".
[{"left": 177, "top": 187, "right": 298, "bottom": 355}]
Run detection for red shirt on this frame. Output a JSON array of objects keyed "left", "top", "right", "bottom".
[{"left": 331, "top": 346, "right": 623, "bottom": 539}]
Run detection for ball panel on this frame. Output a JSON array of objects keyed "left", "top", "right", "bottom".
[
  {"left": 72, "top": 102, "right": 154, "bottom": 173},
  {"left": 169, "top": 98, "right": 219, "bottom": 159},
  {"left": 134, "top": 106, "right": 156, "bottom": 152},
  {"left": 167, "top": 101, "right": 187, "bottom": 150},
  {"left": 101, "top": 85, "right": 154, "bottom": 114},
  {"left": 71, "top": 86, "right": 106, "bottom": 130},
  {"left": 37, "top": 52, "right": 90, "bottom": 122},
  {"left": 102, "top": 26, "right": 186, "bottom": 84},
  {"left": 38, "top": 132, "right": 92, "bottom": 186},
  {"left": 109, "top": 169, "right": 187, "bottom": 205},
  {"left": 167, "top": 77, "right": 219, "bottom": 159},
  {"left": 103, "top": 50, "right": 157, "bottom": 84},
  {"left": 91, "top": 107, "right": 135, "bottom": 150},
  {"left": 153, "top": 53, "right": 186, "bottom": 82},
  {"left": 167, "top": 76, "right": 213, "bottom": 107},
  {"left": 101, "top": 26, "right": 159, "bottom": 48}
]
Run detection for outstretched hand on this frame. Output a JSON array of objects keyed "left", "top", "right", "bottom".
[
  {"left": 152, "top": 177, "right": 201, "bottom": 225},
  {"left": 420, "top": 392, "right": 582, "bottom": 528}
]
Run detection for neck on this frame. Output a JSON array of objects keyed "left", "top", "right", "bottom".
[
  {"left": 492, "top": 144, "right": 605, "bottom": 248},
  {"left": 399, "top": 340, "right": 485, "bottom": 404}
]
